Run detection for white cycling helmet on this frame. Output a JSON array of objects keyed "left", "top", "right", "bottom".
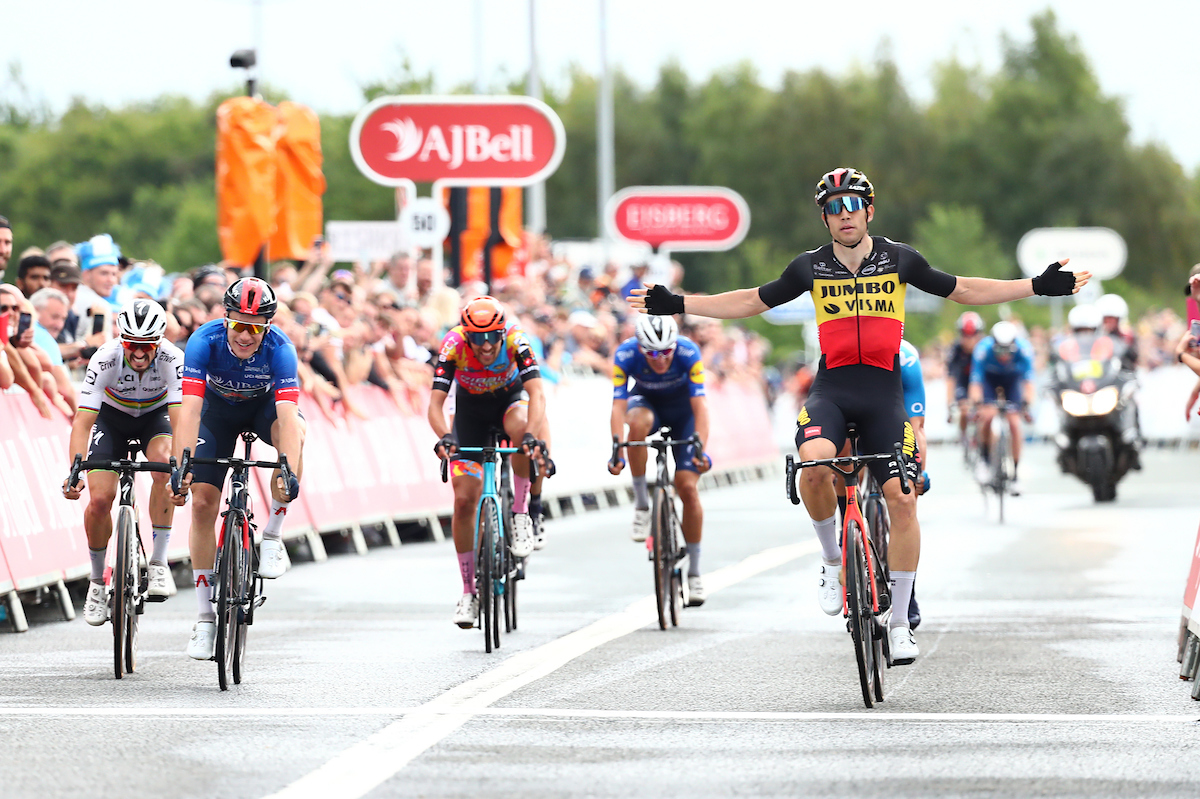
[
  {"left": 1095, "top": 293, "right": 1128, "bottom": 321},
  {"left": 117, "top": 299, "right": 168, "bottom": 343},
  {"left": 635, "top": 314, "right": 678, "bottom": 352},
  {"left": 1067, "top": 303, "right": 1101, "bottom": 331},
  {"left": 991, "top": 320, "right": 1018, "bottom": 350}
]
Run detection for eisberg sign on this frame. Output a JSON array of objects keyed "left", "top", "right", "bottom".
[
  {"left": 350, "top": 96, "right": 565, "bottom": 186},
  {"left": 1017, "top": 227, "right": 1127, "bottom": 280},
  {"left": 606, "top": 186, "right": 750, "bottom": 252}
]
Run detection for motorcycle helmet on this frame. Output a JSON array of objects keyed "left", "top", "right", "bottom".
[
  {"left": 957, "top": 311, "right": 984, "bottom": 337},
  {"left": 1067, "top": 304, "right": 1101, "bottom": 331},
  {"left": 1095, "top": 293, "right": 1128, "bottom": 321}
]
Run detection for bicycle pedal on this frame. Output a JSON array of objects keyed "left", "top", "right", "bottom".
[{"left": 144, "top": 594, "right": 168, "bottom": 604}]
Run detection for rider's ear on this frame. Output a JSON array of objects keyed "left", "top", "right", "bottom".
[{"left": 866, "top": 204, "right": 874, "bottom": 224}]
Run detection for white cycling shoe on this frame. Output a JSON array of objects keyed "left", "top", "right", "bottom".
[
  {"left": 890, "top": 626, "right": 919, "bottom": 665},
  {"left": 631, "top": 508, "right": 652, "bottom": 542},
  {"left": 687, "top": 575, "right": 706, "bottom": 607},
  {"left": 817, "top": 562, "right": 844, "bottom": 615},
  {"left": 532, "top": 519, "right": 547, "bottom": 551},
  {"left": 259, "top": 538, "right": 290, "bottom": 579},
  {"left": 147, "top": 562, "right": 173, "bottom": 601},
  {"left": 974, "top": 459, "right": 991, "bottom": 484},
  {"left": 453, "top": 594, "right": 479, "bottom": 629},
  {"left": 1008, "top": 477, "right": 1023, "bottom": 496},
  {"left": 83, "top": 581, "right": 108, "bottom": 626},
  {"left": 511, "top": 513, "right": 535, "bottom": 558},
  {"left": 187, "top": 620, "right": 216, "bottom": 660}
]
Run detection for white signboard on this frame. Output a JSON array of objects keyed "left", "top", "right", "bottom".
[
  {"left": 325, "top": 221, "right": 408, "bottom": 263},
  {"left": 398, "top": 197, "right": 452, "bottom": 249},
  {"left": 1017, "top": 227, "right": 1127, "bottom": 280}
]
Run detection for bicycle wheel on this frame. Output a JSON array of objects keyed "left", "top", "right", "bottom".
[
  {"left": 477, "top": 497, "right": 500, "bottom": 652},
  {"left": 865, "top": 505, "right": 890, "bottom": 703},
  {"left": 112, "top": 506, "right": 135, "bottom": 679},
  {"left": 503, "top": 515, "right": 518, "bottom": 633},
  {"left": 232, "top": 518, "right": 252, "bottom": 685},
  {"left": 668, "top": 502, "right": 683, "bottom": 628},
  {"left": 214, "top": 513, "right": 242, "bottom": 690},
  {"left": 844, "top": 521, "right": 876, "bottom": 708},
  {"left": 124, "top": 520, "right": 146, "bottom": 675},
  {"left": 993, "top": 423, "right": 1010, "bottom": 523},
  {"left": 651, "top": 487, "right": 670, "bottom": 630}
]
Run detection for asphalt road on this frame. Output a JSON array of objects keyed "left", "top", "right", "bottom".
[{"left": 3, "top": 443, "right": 1200, "bottom": 798}]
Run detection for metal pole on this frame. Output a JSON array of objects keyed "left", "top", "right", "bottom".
[
  {"left": 474, "top": 0, "right": 486, "bottom": 94},
  {"left": 527, "top": 0, "right": 546, "bottom": 235},
  {"left": 597, "top": 0, "right": 615, "bottom": 245}
]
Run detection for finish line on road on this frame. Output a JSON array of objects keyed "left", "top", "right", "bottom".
[{"left": 263, "top": 540, "right": 819, "bottom": 799}]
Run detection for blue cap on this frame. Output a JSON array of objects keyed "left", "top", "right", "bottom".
[
  {"left": 77, "top": 234, "right": 122, "bottom": 271},
  {"left": 578, "top": 266, "right": 595, "bottom": 280}
]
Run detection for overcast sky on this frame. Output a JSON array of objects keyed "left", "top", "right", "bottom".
[{"left": 6, "top": 2, "right": 1197, "bottom": 168}]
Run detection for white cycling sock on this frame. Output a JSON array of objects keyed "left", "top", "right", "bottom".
[
  {"left": 632, "top": 475, "right": 650, "bottom": 509},
  {"left": 686, "top": 543, "right": 701, "bottom": 577},
  {"left": 263, "top": 499, "right": 288, "bottom": 541},
  {"left": 812, "top": 515, "right": 840, "bottom": 564},
  {"left": 89, "top": 548, "right": 106, "bottom": 583},
  {"left": 150, "top": 526, "right": 171, "bottom": 564},
  {"left": 890, "top": 571, "right": 916, "bottom": 629},
  {"left": 193, "top": 569, "right": 215, "bottom": 621}
]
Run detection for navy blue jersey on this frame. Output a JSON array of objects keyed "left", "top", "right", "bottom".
[
  {"left": 182, "top": 319, "right": 300, "bottom": 404},
  {"left": 612, "top": 336, "right": 706, "bottom": 400}
]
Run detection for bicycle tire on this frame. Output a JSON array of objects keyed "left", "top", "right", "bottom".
[
  {"left": 232, "top": 518, "right": 252, "bottom": 685},
  {"left": 994, "top": 422, "right": 1009, "bottom": 524},
  {"left": 865, "top": 509, "right": 889, "bottom": 703},
  {"left": 668, "top": 501, "right": 683, "bottom": 627},
  {"left": 113, "top": 506, "right": 135, "bottom": 679},
  {"left": 125, "top": 519, "right": 146, "bottom": 675},
  {"left": 651, "top": 487, "right": 670, "bottom": 630},
  {"left": 845, "top": 522, "right": 876, "bottom": 708},
  {"left": 477, "top": 496, "right": 500, "bottom": 652},
  {"left": 214, "top": 513, "right": 241, "bottom": 690},
  {"left": 500, "top": 459, "right": 517, "bottom": 633}
]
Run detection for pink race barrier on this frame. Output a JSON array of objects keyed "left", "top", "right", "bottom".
[{"left": 703, "top": 378, "right": 778, "bottom": 468}]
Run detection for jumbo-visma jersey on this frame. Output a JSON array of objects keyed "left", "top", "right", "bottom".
[
  {"left": 612, "top": 336, "right": 706, "bottom": 400},
  {"left": 758, "top": 237, "right": 957, "bottom": 371}
]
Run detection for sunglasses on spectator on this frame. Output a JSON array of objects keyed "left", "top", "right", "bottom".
[
  {"left": 823, "top": 196, "right": 867, "bottom": 215},
  {"left": 643, "top": 346, "right": 676, "bottom": 360},
  {"left": 121, "top": 339, "right": 158, "bottom": 355},
  {"left": 224, "top": 318, "right": 270, "bottom": 335},
  {"left": 467, "top": 330, "right": 504, "bottom": 347},
  {"left": 333, "top": 292, "right": 350, "bottom": 303},
  {"left": 0, "top": 303, "right": 17, "bottom": 313}
]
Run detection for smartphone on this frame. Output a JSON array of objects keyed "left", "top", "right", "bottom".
[
  {"left": 1191, "top": 319, "right": 1200, "bottom": 345},
  {"left": 92, "top": 313, "right": 106, "bottom": 336},
  {"left": 15, "top": 312, "right": 31, "bottom": 339}
]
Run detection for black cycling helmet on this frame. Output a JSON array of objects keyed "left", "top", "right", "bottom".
[
  {"left": 223, "top": 277, "right": 278, "bottom": 320},
  {"left": 814, "top": 167, "right": 875, "bottom": 207}
]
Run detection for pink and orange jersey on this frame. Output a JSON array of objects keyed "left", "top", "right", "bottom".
[{"left": 432, "top": 321, "right": 541, "bottom": 396}]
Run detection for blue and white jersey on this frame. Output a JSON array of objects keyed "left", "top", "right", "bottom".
[
  {"left": 182, "top": 319, "right": 300, "bottom": 404},
  {"left": 899, "top": 339, "right": 925, "bottom": 418},
  {"left": 612, "top": 335, "right": 706, "bottom": 400},
  {"left": 970, "top": 335, "right": 1035, "bottom": 385}
]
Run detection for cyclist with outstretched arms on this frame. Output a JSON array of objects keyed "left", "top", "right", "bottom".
[
  {"left": 632, "top": 167, "right": 1088, "bottom": 663},
  {"left": 62, "top": 300, "right": 182, "bottom": 625},
  {"left": 427, "top": 296, "right": 547, "bottom": 630},
  {"left": 169, "top": 278, "right": 305, "bottom": 660},
  {"left": 608, "top": 315, "right": 713, "bottom": 604},
  {"left": 969, "top": 320, "right": 1036, "bottom": 494}
]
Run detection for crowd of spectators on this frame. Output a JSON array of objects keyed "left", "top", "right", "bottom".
[{"left": 1, "top": 220, "right": 774, "bottom": 424}]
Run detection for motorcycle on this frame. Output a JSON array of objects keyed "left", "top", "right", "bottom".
[{"left": 1051, "top": 334, "right": 1141, "bottom": 502}]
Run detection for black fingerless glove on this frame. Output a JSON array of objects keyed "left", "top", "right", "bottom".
[
  {"left": 1031, "top": 262, "right": 1075, "bottom": 296},
  {"left": 434, "top": 433, "right": 457, "bottom": 457},
  {"left": 645, "top": 284, "right": 685, "bottom": 315}
]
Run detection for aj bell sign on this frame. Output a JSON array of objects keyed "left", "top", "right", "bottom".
[
  {"left": 606, "top": 186, "right": 750, "bottom": 252},
  {"left": 349, "top": 95, "right": 565, "bottom": 186}
]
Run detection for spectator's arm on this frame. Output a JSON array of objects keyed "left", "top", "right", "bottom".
[
  {"left": 0, "top": 347, "right": 12, "bottom": 389},
  {"left": 1185, "top": 378, "right": 1200, "bottom": 421},
  {"left": 4, "top": 341, "right": 53, "bottom": 418}
]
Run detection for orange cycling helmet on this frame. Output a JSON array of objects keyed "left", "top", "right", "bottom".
[{"left": 460, "top": 295, "right": 506, "bottom": 333}]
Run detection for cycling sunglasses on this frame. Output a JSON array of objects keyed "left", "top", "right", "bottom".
[
  {"left": 121, "top": 339, "right": 158, "bottom": 355},
  {"left": 823, "top": 195, "right": 867, "bottom": 215},
  {"left": 467, "top": 329, "right": 504, "bottom": 347},
  {"left": 643, "top": 346, "right": 676, "bottom": 360},
  {"left": 224, "top": 318, "right": 270, "bottom": 335}
]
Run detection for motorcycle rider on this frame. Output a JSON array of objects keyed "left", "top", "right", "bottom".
[{"left": 1096, "top": 293, "right": 1137, "bottom": 371}]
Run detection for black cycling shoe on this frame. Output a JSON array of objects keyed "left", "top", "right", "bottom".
[{"left": 908, "top": 591, "right": 921, "bottom": 629}]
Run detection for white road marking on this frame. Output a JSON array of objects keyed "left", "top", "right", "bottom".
[
  {"left": 263, "top": 541, "right": 817, "bottom": 799},
  {"left": 0, "top": 706, "right": 1194, "bottom": 724}
]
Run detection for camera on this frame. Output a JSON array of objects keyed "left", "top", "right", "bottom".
[{"left": 230, "top": 49, "right": 257, "bottom": 69}]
